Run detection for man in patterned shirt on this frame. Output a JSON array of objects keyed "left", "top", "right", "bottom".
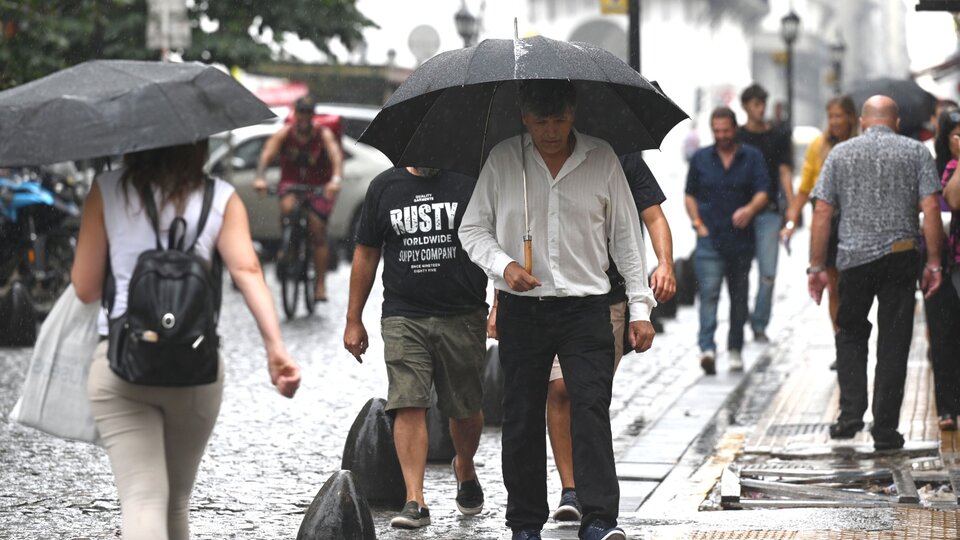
[{"left": 809, "top": 95, "right": 943, "bottom": 451}]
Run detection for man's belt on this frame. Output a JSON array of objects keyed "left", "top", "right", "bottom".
[{"left": 890, "top": 239, "right": 917, "bottom": 253}]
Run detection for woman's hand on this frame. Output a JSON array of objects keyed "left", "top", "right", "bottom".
[{"left": 268, "top": 348, "right": 301, "bottom": 398}]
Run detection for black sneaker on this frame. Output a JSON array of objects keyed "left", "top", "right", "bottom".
[
  {"left": 390, "top": 501, "right": 430, "bottom": 529},
  {"left": 452, "top": 456, "right": 484, "bottom": 515},
  {"left": 829, "top": 418, "right": 864, "bottom": 440},
  {"left": 511, "top": 529, "right": 542, "bottom": 540},
  {"left": 552, "top": 489, "right": 581, "bottom": 521},
  {"left": 873, "top": 430, "right": 905, "bottom": 451},
  {"left": 753, "top": 330, "right": 770, "bottom": 344}
]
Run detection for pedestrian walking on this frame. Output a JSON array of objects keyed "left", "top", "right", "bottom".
[
  {"left": 809, "top": 95, "right": 943, "bottom": 450},
  {"left": 253, "top": 96, "right": 344, "bottom": 302},
  {"left": 70, "top": 141, "right": 301, "bottom": 540},
  {"left": 460, "top": 80, "right": 656, "bottom": 540},
  {"left": 738, "top": 83, "right": 795, "bottom": 343},
  {"left": 343, "top": 166, "right": 489, "bottom": 529},
  {"left": 539, "top": 154, "right": 675, "bottom": 522},
  {"left": 780, "top": 95, "right": 858, "bottom": 367},
  {"left": 928, "top": 107, "right": 960, "bottom": 431},
  {"left": 685, "top": 106, "right": 769, "bottom": 374}
]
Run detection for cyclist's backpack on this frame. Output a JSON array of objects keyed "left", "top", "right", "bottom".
[{"left": 105, "top": 178, "right": 222, "bottom": 386}]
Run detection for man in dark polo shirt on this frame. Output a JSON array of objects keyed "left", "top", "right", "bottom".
[
  {"left": 738, "top": 83, "right": 794, "bottom": 344},
  {"left": 343, "top": 166, "right": 489, "bottom": 530},
  {"left": 686, "top": 106, "right": 769, "bottom": 375}
]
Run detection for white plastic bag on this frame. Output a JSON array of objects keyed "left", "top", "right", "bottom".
[{"left": 9, "top": 284, "right": 101, "bottom": 444}]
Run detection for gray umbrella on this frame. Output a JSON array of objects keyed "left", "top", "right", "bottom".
[{"left": 0, "top": 60, "right": 275, "bottom": 166}]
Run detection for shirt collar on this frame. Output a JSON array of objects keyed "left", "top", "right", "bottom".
[
  {"left": 864, "top": 125, "right": 895, "bottom": 135},
  {"left": 522, "top": 128, "right": 597, "bottom": 157}
]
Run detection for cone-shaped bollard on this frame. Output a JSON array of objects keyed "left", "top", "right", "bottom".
[
  {"left": 481, "top": 344, "right": 504, "bottom": 427},
  {"left": 426, "top": 387, "right": 455, "bottom": 463},
  {"left": 0, "top": 281, "right": 36, "bottom": 346},
  {"left": 296, "top": 470, "right": 377, "bottom": 540},
  {"left": 341, "top": 397, "right": 406, "bottom": 508},
  {"left": 676, "top": 257, "right": 698, "bottom": 306}
]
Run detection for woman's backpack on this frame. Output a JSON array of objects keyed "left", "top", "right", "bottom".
[{"left": 105, "top": 178, "right": 222, "bottom": 386}]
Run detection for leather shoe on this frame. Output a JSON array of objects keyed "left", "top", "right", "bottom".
[
  {"left": 872, "top": 430, "right": 904, "bottom": 451},
  {"left": 828, "top": 418, "right": 863, "bottom": 439}
]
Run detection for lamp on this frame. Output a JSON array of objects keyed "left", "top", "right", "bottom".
[
  {"left": 780, "top": 10, "right": 801, "bottom": 128},
  {"left": 455, "top": 1, "right": 480, "bottom": 48},
  {"left": 830, "top": 37, "right": 845, "bottom": 96}
]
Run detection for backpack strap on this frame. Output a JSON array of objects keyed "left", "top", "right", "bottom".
[{"left": 186, "top": 177, "right": 216, "bottom": 253}]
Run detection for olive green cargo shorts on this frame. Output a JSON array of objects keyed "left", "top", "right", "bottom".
[{"left": 381, "top": 309, "right": 487, "bottom": 419}]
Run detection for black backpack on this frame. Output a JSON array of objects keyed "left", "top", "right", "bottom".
[{"left": 105, "top": 178, "right": 222, "bottom": 386}]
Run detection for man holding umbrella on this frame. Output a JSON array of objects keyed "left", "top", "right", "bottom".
[{"left": 460, "top": 80, "right": 656, "bottom": 540}]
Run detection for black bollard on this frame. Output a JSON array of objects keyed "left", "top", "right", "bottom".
[
  {"left": 481, "top": 344, "right": 504, "bottom": 427},
  {"left": 296, "top": 470, "right": 377, "bottom": 540},
  {"left": 341, "top": 397, "right": 406, "bottom": 508},
  {"left": 426, "top": 387, "right": 456, "bottom": 463},
  {"left": 0, "top": 281, "right": 36, "bottom": 346},
  {"left": 675, "top": 257, "right": 698, "bottom": 306}
]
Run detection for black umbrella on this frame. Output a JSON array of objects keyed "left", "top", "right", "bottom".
[
  {"left": 0, "top": 60, "right": 275, "bottom": 166},
  {"left": 358, "top": 35, "right": 688, "bottom": 178},
  {"left": 848, "top": 77, "right": 937, "bottom": 138}
]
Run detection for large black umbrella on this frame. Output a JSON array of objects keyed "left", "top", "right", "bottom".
[
  {"left": 358, "top": 35, "right": 688, "bottom": 178},
  {"left": 0, "top": 60, "right": 275, "bottom": 166},
  {"left": 848, "top": 77, "right": 937, "bottom": 138}
]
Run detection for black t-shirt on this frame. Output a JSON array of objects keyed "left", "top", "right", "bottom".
[
  {"left": 355, "top": 168, "right": 488, "bottom": 318},
  {"left": 737, "top": 125, "right": 793, "bottom": 210},
  {"left": 607, "top": 152, "right": 667, "bottom": 303}
]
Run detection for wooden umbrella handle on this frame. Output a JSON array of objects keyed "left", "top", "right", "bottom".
[{"left": 523, "top": 238, "right": 533, "bottom": 274}]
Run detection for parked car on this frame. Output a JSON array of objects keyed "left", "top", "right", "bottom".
[{"left": 205, "top": 119, "right": 392, "bottom": 264}]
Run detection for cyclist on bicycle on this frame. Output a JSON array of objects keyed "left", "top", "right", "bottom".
[{"left": 253, "top": 96, "right": 343, "bottom": 301}]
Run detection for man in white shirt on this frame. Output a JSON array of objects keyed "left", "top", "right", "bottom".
[{"left": 459, "top": 80, "right": 656, "bottom": 540}]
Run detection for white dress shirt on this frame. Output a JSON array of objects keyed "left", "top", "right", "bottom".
[{"left": 459, "top": 130, "right": 656, "bottom": 322}]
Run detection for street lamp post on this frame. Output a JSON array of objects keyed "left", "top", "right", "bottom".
[
  {"left": 454, "top": 1, "right": 480, "bottom": 48},
  {"left": 830, "top": 38, "right": 846, "bottom": 96},
  {"left": 780, "top": 10, "right": 800, "bottom": 128}
]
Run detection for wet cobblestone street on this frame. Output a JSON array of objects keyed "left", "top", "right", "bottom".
[{"left": 1, "top": 262, "right": 700, "bottom": 540}]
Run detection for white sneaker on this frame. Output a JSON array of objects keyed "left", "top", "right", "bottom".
[{"left": 729, "top": 350, "right": 744, "bottom": 371}]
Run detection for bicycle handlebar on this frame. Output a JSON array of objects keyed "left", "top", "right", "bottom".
[{"left": 265, "top": 184, "right": 328, "bottom": 197}]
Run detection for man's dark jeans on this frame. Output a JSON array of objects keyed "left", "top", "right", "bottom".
[
  {"left": 836, "top": 251, "right": 919, "bottom": 439},
  {"left": 497, "top": 293, "right": 617, "bottom": 536}
]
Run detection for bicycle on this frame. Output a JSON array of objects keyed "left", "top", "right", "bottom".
[{"left": 268, "top": 184, "right": 327, "bottom": 319}]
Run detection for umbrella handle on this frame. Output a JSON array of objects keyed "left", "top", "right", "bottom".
[{"left": 523, "top": 237, "right": 533, "bottom": 274}]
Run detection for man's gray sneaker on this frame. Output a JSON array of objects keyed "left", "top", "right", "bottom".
[
  {"left": 552, "top": 489, "right": 581, "bottom": 521},
  {"left": 390, "top": 501, "right": 430, "bottom": 529}
]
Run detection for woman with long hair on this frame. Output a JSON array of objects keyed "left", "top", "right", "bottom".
[
  {"left": 780, "top": 95, "right": 858, "bottom": 334},
  {"left": 70, "top": 141, "right": 301, "bottom": 539},
  {"left": 928, "top": 108, "right": 960, "bottom": 431}
]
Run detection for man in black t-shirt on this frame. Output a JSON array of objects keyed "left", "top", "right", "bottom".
[
  {"left": 738, "top": 83, "right": 794, "bottom": 343},
  {"left": 343, "top": 166, "right": 489, "bottom": 530}
]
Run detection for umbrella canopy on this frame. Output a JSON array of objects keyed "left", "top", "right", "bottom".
[
  {"left": 358, "top": 36, "right": 688, "bottom": 177},
  {"left": 848, "top": 77, "right": 937, "bottom": 138},
  {"left": 0, "top": 60, "right": 276, "bottom": 166}
]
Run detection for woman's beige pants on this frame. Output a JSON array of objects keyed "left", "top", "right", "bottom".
[{"left": 87, "top": 341, "right": 223, "bottom": 540}]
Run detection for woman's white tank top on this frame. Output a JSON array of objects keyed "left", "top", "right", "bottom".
[{"left": 96, "top": 169, "right": 235, "bottom": 335}]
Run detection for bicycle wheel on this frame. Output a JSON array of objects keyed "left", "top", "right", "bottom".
[
  {"left": 303, "top": 244, "right": 316, "bottom": 315},
  {"left": 279, "top": 224, "right": 302, "bottom": 320}
]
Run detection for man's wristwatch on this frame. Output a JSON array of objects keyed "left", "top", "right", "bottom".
[
  {"left": 784, "top": 220, "right": 796, "bottom": 230},
  {"left": 925, "top": 265, "right": 943, "bottom": 273},
  {"left": 806, "top": 265, "right": 825, "bottom": 274}
]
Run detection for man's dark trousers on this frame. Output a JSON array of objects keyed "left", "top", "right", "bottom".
[
  {"left": 497, "top": 292, "right": 617, "bottom": 536},
  {"left": 835, "top": 251, "right": 919, "bottom": 440}
]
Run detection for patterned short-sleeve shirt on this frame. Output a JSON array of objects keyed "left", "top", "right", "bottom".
[{"left": 811, "top": 125, "right": 940, "bottom": 270}]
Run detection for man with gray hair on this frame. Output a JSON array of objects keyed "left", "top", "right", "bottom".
[
  {"left": 809, "top": 95, "right": 943, "bottom": 451},
  {"left": 460, "top": 79, "right": 656, "bottom": 540}
]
